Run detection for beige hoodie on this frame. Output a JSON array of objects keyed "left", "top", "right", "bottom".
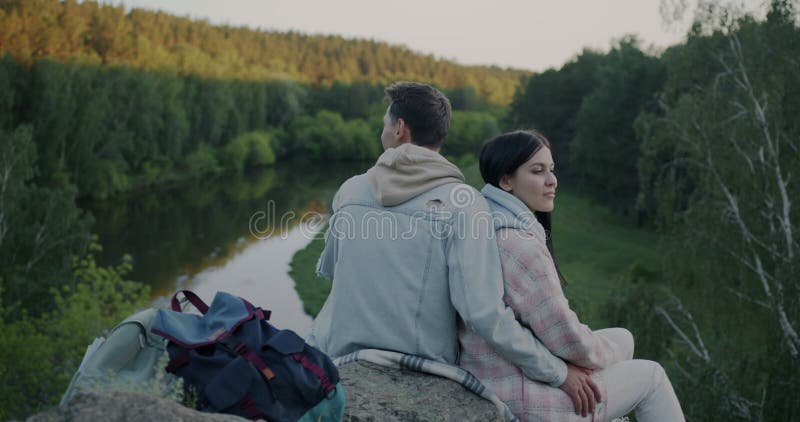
[{"left": 366, "top": 143, "right": 465, "bottom": 206}]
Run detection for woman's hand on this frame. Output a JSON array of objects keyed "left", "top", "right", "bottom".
[{"left": 558, "top": 363, "right": 602, "bottom": 417}]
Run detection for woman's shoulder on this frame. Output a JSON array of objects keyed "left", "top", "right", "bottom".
[
  {"left": 496, "top": 227, "right": 546, "bottom": 250},
  {"left": 496, "top": 228, "right": 550, "bottom": 266}
]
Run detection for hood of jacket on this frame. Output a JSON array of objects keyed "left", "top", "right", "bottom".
[
  {"left": 481, "top": 183, "right": 543, "bottom": 236},
  {"left": 366, "top": 143, "right": 465, "bottom": 206}
]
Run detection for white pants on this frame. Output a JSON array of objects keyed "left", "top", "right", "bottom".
[{"left": 595, "top": 328, "right": 685, "bottom": 422}]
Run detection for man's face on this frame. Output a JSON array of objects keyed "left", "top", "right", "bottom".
[{"left": 380, "top": 105, "right": 400, "bottom": 150}]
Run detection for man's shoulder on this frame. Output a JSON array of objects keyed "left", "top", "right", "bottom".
[
  {"left": 332, "top": 174, "right": 371, "bottom": 210},
  {"left": 439, "top": 183, "right": 490, "bottom": 215}
]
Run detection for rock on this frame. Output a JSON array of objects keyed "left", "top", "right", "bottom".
[
  {"left": 339, "top": 361, "right": 501, "bottom": 421},
  {"left": 26, "top": 390, "right": 247, "bottom": 422},
  {"left": 28, "top": 362, "right": 501, "bottom": 421}
]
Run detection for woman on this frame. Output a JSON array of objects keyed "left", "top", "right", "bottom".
[{"left": 459, "top": 130, "right": 684, "bottom": 421}]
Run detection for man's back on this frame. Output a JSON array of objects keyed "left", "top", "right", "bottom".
[{"left": 309, "top": 145, "right": 467, "bottom": 362}]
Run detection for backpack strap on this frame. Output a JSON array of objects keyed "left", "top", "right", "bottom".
[
  {"left": 165, "top": 350, "right": 190, "bottom": 373},
  {"left": 255, "top": 308, "right": 271, "bottom": 321},
  {"left": 218, "top": 336, "right": 276, "bottom": 381},
  {"left": 217, "top": 335, "right": 280, "bottom": 404},
  {"left": 238, "top": 396, "right": 265, "bottom": 420},
  {"left": 292, "top": 353, "right": 336, "bottom": 393},
  {"left": 170, "top": 290, "right": 209, "bottom": 314}
]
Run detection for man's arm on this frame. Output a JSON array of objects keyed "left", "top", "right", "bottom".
[
  {"left": 315, "top": 218, "right": 338, "bottom": 280},
  {"left": 447, "top": 192, "right": 567, "bottom": 387},
  {"left": 316, "top": 189, "right": 343, "bottom": 280},
  {"left": 498, "top": 235, "right": 622, "bottom": 370}
]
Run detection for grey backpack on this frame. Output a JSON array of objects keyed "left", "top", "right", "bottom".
[{"left": 61, "top": 308, "right": 181, "bottom": 404}]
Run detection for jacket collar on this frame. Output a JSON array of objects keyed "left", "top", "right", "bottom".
[{"left": 481, "top": 184, "right": 545, "bottom": 239}]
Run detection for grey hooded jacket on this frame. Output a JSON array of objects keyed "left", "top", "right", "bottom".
[{"left": 308, "top": 144, "right": 567, "bottom": 386}]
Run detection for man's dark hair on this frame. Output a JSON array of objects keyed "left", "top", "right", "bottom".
[{"left": 385, "top": 82, "right": 452, "bottom": 148}]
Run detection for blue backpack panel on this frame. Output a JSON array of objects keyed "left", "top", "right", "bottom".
[{"left": 151, "top": 290, "right": 344, "bottom": 421}]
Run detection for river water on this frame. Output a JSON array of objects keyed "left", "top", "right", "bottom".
[{"left": 80, "top": 161, "right": 370, "bottom": 337}]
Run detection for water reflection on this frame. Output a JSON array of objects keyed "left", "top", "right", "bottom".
[
  {"left": 183, "top": 222, "right": 323, "bottom": 336},
  {"left": 81, "top": 160, "right": 370, "bottom": 333}
]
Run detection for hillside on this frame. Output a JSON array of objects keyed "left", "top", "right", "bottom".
[{"left": 0, "top": 0, "right": 529, "bottom": 104}]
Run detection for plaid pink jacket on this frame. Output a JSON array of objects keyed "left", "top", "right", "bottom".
[{"left": 459, "top": 226, "right": 624, "bottom": 421}]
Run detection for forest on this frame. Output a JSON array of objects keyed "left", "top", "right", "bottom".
[
  {"left": 1, "top": 0, "right": 798, "bottom": 420},
  {"left": 0, "top": 0, "right": 525, "bottom": 104}
]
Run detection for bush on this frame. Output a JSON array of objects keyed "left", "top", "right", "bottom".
[
  {"left": 139, "top": 156, "right": 173, "bottom": 186},
  {"left": 0, "top": 241, "right": 150, "bottom": 420},
  {"left": 247, "top": 132, "right": 276, "bottom": 167},
  {"left": 443, "top": 111, "right": 499, "bottom": 158},
  {"left": 81, "top": 159, "right": 132, "bottom": 199},
  {"left": 184, "top": 144, "right": 221, "bottom": 177},
  {"left": 219, "top": 131, "right": 276, "bottom": 172},
  {"left": 219, "top": 135, "right": 250, "bottom": 172}
]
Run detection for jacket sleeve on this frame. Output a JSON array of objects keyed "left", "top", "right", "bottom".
[
  {"left": 497, "top": 231, "right": 624, "bottom": 370},
  {"left": 447, "top": 193, "right": 568, "bottom": 387},
  {"left": 315, "top": 221, "right": 338, "bottom": 280},
  {"left": 316, "top": 189, "right": 343, "bottom": 280}
]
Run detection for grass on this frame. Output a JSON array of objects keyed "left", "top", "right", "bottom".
[
  {"left": 290, "top": 164, "right": 662, "bottom": 327},
  {"left": 289, "top": 229, "right": 331, "bottom": 318},
  {"left": 549, "top": 189, "right": 661, "bottom": 325}
]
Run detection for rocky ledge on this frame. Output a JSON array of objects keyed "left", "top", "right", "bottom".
[{"left": 28, "top": 361, "right": 500, "bottom": 421}]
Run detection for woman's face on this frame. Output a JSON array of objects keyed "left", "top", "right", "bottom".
[{"left": 499, "top": 146, "right": 557, "bottom": 212}]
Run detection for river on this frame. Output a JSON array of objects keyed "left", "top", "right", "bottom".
[{"left": 80, "top": 161, "right": 370, "bottom": 337}]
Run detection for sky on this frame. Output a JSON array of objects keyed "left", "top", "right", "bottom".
[{"left": 100, "top": 0, "right": 766, "bottom": 72}]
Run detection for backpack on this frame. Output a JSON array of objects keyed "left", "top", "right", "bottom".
[
  {"left": 60, "top": 308, "right": 181, "bottom": 405},
  {"left": 150, "top": 290, "right": 345, "bottom": 421}
]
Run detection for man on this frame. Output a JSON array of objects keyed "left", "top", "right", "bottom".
[{"left": 309, "top": 82, "right": 599, "bottom": 414}]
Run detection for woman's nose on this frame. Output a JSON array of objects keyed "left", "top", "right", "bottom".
[{"left": 546, "top": 173, "right": 557, "bottom": 187}]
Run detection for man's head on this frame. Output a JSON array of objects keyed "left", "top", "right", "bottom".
[{"left": 381, "top": 82, "right": 452, "bottom": 151}]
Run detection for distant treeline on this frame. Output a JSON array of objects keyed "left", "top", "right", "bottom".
[
  {"left": 0, "top": 56, "right": 500, "bottom": 199},
  {"left": 0, "top": 0, "right": 526, "bottom": 104}
]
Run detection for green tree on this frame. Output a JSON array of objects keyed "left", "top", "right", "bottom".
[
  {"left": 506, "top": 49, "right": 606, "bottom": 179},
  {"left": 29, "top": 59, "right": 80, "bottom": 184},
  {"left": 570, "top": 37, "right": 665, "bottom": 215},
  {"left": 0, "top": 55, "right": 19, "bottom": 131},
  {"left": 631, "top": 2, "right": 800, "bottom": 418},
  {"left": 0, "top": 241, "right": 150, "bottom": 420},
  {"left": 443, "top": 111, "right": 500, "bottom": 159},
  {"left": 0, "top": 125, "right": 92, "bottom": 310}
]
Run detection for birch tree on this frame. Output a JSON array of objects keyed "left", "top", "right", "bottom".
[{"left": 635, "top": 1, "right": 799, "bottom": 418}]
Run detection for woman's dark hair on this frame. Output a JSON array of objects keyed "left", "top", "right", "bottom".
[{"left": 479, "top": 130, "right": 567, "bottom": 285}]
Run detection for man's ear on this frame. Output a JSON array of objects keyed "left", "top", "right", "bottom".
[
  {"left": 499, "top": 175, "right": 514, "bottom": 192},
  {"left": 395, "top": 118, "right": 412, "bottom": 145}
]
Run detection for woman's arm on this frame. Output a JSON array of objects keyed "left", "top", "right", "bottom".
[{"left": 497, "top": 229, "right": 625, "bottom": 369}]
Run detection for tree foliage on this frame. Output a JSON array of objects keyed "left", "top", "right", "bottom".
[
  {"left": 443, "top": 111, "right": 501, "bottom": 166},
  {"left": 0, "top": 242, "right": 150, "bottom": 420},
  {"left": 0, "top": 0, "right": 527, "bottom": 104},
  {"left": 277, "top": 110, "right": 381, "bottom": 161},
  {"left": 505, "top": 49, "right": 606, "bottom": 179},
  {"left": 0, "top": 125, "right": 149, "bottom": 419},
  {"left": 0, "top": 55, "right": 390, "bottom": 198},
  {"left": 571, "top": 37, "right": 666, "bottom": 214},
  {"left": 629, "top": 1, "right": 800, "bottom": 419},
  {"left": 0, "top": 125, "right": 92, "bottom": 310}
]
